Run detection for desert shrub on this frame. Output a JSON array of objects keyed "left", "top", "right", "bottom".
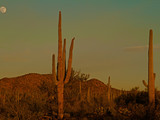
[
  {"left": 0, "top": 92, "right": 45, "bottom": 120},
  {"left": 154, "top": 105, "right": 160, "bottom": 120},
  {"left": 37, "top": 80, "right": 58, "bottom": 114},
  {"left": 38, "top": 79, "right": 57, "bottom": 97},
  {"left": 0, "top": 80, "right": 58, "bottom": 120},
  {"left": 115, "top": 87, "right": 160, "bottom": 120},
  {"left": 128, "top": 103, "right": 147, "bottom": 120},
  {"left": 94, "top": 106, "right": 105, "bottom": 116},
  {"left": 70, "top": 68, "right": 90, "bottom": 82},
  {"left": 115, "top": 87, "right": 148, "bottom": 107}
]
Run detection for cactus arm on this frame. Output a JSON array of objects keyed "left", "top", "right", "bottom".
[
  {"left": 142, "top": 80, "right": 148, "bottom": 88},
  {"left": 64, "top": 37, "right": 75, "bottom": 84},
  {"left": 58, "top": 11, "right": 63, "bottom": 82},
  {"left": 52, "top": 54, "right": 58, "bottom": 85},
  {"left": 62, "top": 39, "right": 66, "bottom": 81},
  {"left": 153, "top": 73, "right": 156, "bottom": 81}
]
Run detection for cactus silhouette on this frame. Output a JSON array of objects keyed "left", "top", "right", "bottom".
[
  {"left": 107, "top": 76, "right": 111, "bottom": 105},
  {"left": 87, "top": 87, "right": 90, "bottom": 103},
  {"left": 79, "top": 80, "right": 82, "bottom": 100},
  {"left": 142, "top": 80, "right": 148, "bottom": 88},
  {"left": 148, "top": 29, "right": 155, "bottom": 106},
  {"left": 52, "top": 11, "right": 75, "bottom": 119}
]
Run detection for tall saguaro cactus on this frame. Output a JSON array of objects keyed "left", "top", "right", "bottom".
[
  {"left": 148, "top": 29, "right": 155, "bottom": 106},
  {"left": 52, "top": 11, "right": 75, "bottom": 119}
]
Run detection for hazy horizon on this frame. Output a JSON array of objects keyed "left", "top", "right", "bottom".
[{"left": 0, "top": 1, "right": 160, "bottom": 90}]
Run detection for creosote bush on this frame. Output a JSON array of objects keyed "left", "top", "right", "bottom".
[
  {"left": 0, "top": 91, "right": 46, "bottom": 120},
  {"left": 69, "top": 68, "right": 90, "bottom": 82}
]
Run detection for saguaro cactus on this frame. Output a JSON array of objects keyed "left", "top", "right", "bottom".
[
  {"left": 79, "top": 80, "right": 82, "bottom": 100},
  {"left": 107, "top": 76, "right": 111, "bottom": 104},
  {"left": 52, "top": 11, "right": 75, "bottom": 119},
  {"left": 148, "top": 29, "right": 155, "bottom": 106},
  {"left": 87, "top": 87, "right": 90, "bottom": 103}
]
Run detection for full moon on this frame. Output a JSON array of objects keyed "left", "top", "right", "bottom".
[{"left": 0, "top": 6, "right": 7, "bottom": 14}]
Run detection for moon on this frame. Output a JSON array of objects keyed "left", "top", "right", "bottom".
[{"left": 0, "top": 6, "right": 7, "bottom": 14}]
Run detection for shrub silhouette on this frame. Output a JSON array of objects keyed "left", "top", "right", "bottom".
[{"left": 115, "top": 87, "right": 160, "bottom": 120}]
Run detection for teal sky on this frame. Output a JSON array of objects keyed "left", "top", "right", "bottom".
[{"left": 0, "top": 1, "right": 160, "bottom": 90}]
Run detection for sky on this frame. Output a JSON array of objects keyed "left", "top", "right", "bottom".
[{"left": 0, "top": 0, "right": 160, "bottom": 90}]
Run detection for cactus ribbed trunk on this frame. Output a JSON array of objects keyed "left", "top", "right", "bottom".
[
  {"left": 52, "top": 11, "right": 75, "bottom": 120},
  {"left": 148, "top": 29, "right": 155, "bottom": 106},
  {"left": 57, "top": 82, "right": 64, "bottom": 119}
]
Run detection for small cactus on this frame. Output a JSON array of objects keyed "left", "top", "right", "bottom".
[
  {"left": 79, "top": 80, "right": 82, "bottom": 100},
  {"left": 107, "top": 76, "right": 111, "bottom": 105},
  {"left": 87, "top": 87, "right": 90, "bottom": 103}
]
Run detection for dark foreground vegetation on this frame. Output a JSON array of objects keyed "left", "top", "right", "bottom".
[{"left": 0, "top": 70, "right": 160, "bottom": 120}]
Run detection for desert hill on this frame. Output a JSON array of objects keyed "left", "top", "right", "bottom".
[
  {"left": 1, "top": 73, "right": 156, "bottom": 120},
  {"left": 0, "top": 73, "right": 123, "bottom": 101},
  {"left": 0, "top": 73, "right": 128, "bottom": 119},
  {"left": 0, "top": 73, "right": 53, "bottom": 93}
]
